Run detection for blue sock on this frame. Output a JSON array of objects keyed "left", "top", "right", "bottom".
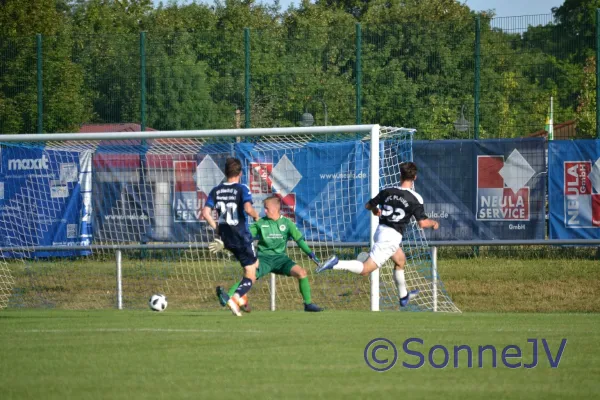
[{"left": 234, "top": 277, "right": 253, "bottom": 297}]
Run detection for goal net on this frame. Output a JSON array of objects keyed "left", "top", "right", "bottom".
[{"left": 0, "top": 126, "right": 459, "bottom": 312}]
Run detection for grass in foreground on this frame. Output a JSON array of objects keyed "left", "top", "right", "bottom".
[{"left": 1, "top": 310, "right": 598, "bottom": 400}]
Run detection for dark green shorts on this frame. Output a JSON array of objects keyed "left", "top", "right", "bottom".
[{"left": 256, "top": 254, "right": 297, "bottom": 280}]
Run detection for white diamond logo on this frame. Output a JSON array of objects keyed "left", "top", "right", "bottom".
[
  {"left": 195, "top": 155, "right": 225, "bottom": 194},
  {"left": 271, "top": 155, "right": 302, "bottom": 197},
  {"left": 590, "top": 157, "right": 600, "bottom": 193},
  {"left": 498, "top": 149, "right": 535, "bottom": 194}
]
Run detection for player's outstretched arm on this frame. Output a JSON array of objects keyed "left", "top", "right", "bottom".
[
  {"left": 288, "top": 220, "right": 320, "bottom": 266},
  {"left": 298, "top": 239, "right": 320, "bottom": 266},
  {"left": 418, "top": 218, "right": 439, "bottom": 230}
]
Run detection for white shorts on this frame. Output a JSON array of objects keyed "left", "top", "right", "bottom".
[{"left": 369, "top": 225, "right": 403, "bottom": 268}]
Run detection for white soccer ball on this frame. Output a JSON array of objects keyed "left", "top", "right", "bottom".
[{"left": 149, "top": 294, "right": 168, "bottom": 312}]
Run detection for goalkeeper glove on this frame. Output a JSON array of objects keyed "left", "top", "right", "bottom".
[
  {"left": 208, "top": 238, "right": 224, "bottom": 254},
  {"left": 308, "top": 252, "right": 321, "bottom": 267}
]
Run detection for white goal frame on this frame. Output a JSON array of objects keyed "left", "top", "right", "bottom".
[{"left": 0, "top": 124, "right": 388, "bottom": 311}]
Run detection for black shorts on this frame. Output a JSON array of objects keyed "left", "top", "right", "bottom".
[{"left": 228, "top": 244, "right": 257, "bottom": 268}]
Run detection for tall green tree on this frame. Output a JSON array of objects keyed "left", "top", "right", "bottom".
[
  {"left": 0, "top": 0, "right": 595, "bottom": 137},
  {"left": 208, "top": 0, "right": 286, "bottom": 127},
  {"left": 552, "top": 0, "right": 599, "bottom": 61},
  {"left": 69, "top": 0, "right": 152, "bottom": 126},
  {"left": 144, "top": 3, "right": 228, "bottom": 129},
  {"left": 316, "top": 0, "right": 371, "bottom": 19},
  {"left": 517, "top": 1, "right": 597, "bottom": 135},
  {"left": 266, "top": 1, "right": 356, "bottom": 127},
  {"left": 359, "top": 0, "right": 475, "bottom": 138},
  {"left": 575, "top": 57, "right": 597, "bottom": 137},
  {"left": 0, "top": 0, "right": 90, "bottom": 133}
]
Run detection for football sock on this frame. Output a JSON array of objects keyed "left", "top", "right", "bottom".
[
  {"left": 298, "top": 277, "right": 312, "bottom": 304},
  {"left": 394, "top": 269, "right": 408, "bottom": 298},
  {"left": 228, "top": 281, "right": 241, "bottom": 297},
  {"left": 234, "top": 277, "right": 253, "bottom": 297},
  {"left": 333, "top": 260, "right": 364, "bottom": 274}
]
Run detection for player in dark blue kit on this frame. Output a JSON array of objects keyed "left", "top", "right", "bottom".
[{"left": 201, "top": 157, "right": 260, "bottom": 316}]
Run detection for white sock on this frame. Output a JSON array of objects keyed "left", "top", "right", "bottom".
[
  {"left": 394, "top": 269, "right": 408, "bottom": 298},
  {"left": 333, "top": 260, "right": 364, "bottom": 275}
]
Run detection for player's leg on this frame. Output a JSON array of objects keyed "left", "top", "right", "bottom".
[
  {"left": 225, "top": 246, "right": 258, "bottom": 316},
  {"left": 218, "top": 256, "right": 270, "bottom": 312},
  {"left": 316, "top": 253, "right": 379, "bottom": 275},
  {"left": 216, "top": 275, "right": 247, "bottom": 306},
  {"left": 391, "top": 248, "right": 419, "bottom": 307},
  {"left": 284, "top": 261, "right": 323, "bottom": 312},
  {"left": 232, "top": 259, "right": 257, "bottom": 296},
  {"left": 216, "top": 280, "right": 250, "bottom": 312},
  {"left": 226, "top": 281, "right": 241, "bottom": 298},
  {"left": 215, "top": 244, "right": 242, "bottom": 309},
  {"left": 226, "top": 262, "right": 257, "bottom": 316},
  {"left": 317, "top": 226, "right": 396, "bottom": 276},
  {"left": 243, "top": 256, "right": 273, "bottom": 312},
  {"left": 316, "top": 225, "right": 402, "bottom": 276},
  {"left": 216, "top": 284, "right": 235, "bottom": 306},
  {"left": 237, "top": 255, "right": 273, "bottom": 312},
  {"left": 224, "top": 257, "right": 269, "bottom": 299}
]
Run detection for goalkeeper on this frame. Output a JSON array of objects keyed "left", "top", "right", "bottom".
[{"left": 213, "top": 195, "right": 323, "bottom": 312}]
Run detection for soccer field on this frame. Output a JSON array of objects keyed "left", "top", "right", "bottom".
[{"left": 1, "top": 310, "right": 598, "bottom": 400}]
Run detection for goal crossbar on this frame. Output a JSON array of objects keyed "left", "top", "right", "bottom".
[{"left": 0, "top": 125, "right": 380, "bottom": 142}]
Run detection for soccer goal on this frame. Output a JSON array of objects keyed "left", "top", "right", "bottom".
[{"left": 0, "top": 125, "right": 459, "bottom": 312}]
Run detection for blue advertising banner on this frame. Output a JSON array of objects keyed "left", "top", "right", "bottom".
[
  {"left": 87, "top": 137, "right": 548, "bottom": 246},
  {"left": 548, "top": 140, "right": 600, "bottom": 239},
  {"left": 92, "top": 140, "right": 373, "bottom": 244},
  {"left": 235, "top": 141, "right": 371, "bottom": 243},
  {"left": 93, "top": 149, "right": 146, "bottom": 244},
  {"left": 0, "top": 145, "right": 92, "bottom": 257},
  {"left": 93, "top": 180, "right": 152, "bottom": 243},
  {"left": 135, "top": 141, "right": 373, "bottom": 243},
  {"left": 93, "top": 149, "right": 234, "bottom": 244},
  {"left": 0, "top": 137, "right": 551, "bottom": 257},
  {"left": 413, "top": 138, "right": 546, "bottom": 240}
]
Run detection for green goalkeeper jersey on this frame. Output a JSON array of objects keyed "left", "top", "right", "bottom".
[{"left": 249, "top": 216, "right": 305, "bottom": 256}]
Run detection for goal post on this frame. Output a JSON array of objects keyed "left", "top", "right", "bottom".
[
  {"left": 0, "top": 125, "right": 459, "bottom": 313},
  {"left": 369, "top": 124, "right": 380, "bottom": 312}
]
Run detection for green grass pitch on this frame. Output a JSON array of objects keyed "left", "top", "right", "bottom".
[{"left": 1, "top": 310, "right": 598, "bottom": 399}]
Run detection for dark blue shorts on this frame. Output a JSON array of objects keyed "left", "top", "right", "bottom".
[{"left": 228, "top": 244, "right": 257, "bottom": 268}]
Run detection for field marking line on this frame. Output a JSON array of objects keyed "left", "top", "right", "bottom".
[{"left": 10, "top": 328, "right": 263, "bottom": 334}]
